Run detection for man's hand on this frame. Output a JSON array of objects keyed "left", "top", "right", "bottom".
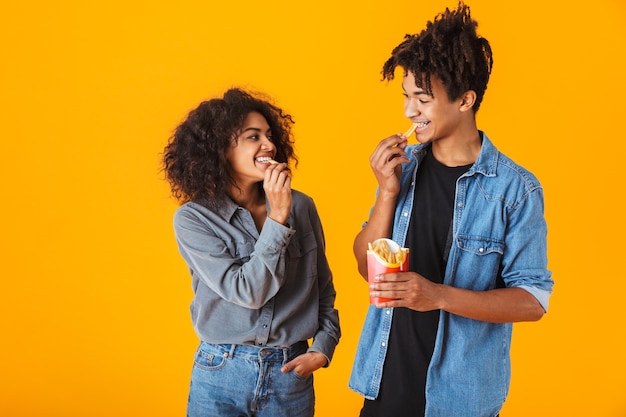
[
  {"left": 369, "top": 135, "right": 410, "bottom": 197},
  {"left": 369, "top": 271, "right": 443, "bottom": 311}
]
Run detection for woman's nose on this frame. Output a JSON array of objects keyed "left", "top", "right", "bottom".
[{"left": 261, "top": 136, "right": 275, "bottom": 149}]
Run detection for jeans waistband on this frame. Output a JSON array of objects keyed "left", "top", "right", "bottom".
[{"left": 201, "top": 341, "right": 308, "bottom": 363}]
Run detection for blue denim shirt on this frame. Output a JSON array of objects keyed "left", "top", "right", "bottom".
[
  {"left": 173, "top": 190, "right": 340, "bottom": 363},
  {"left": 348, "top": 133, "right": 553, "bottom": 417}
]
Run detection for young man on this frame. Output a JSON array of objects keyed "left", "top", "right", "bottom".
[{"left": 348, "top": 3, "right": 554, "bottom": 417}]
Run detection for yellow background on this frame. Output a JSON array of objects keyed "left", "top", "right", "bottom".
[{"left": 1, "top": 0, "right": 625, "bottom": 415}]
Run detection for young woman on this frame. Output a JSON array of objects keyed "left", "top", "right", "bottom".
[{"left": 162, "top": 88, "right": 340, "bottom": 417}]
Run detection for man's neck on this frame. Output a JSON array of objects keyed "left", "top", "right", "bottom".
[{"left": 431, "top": 127, "right": 481, "bottom": 167}]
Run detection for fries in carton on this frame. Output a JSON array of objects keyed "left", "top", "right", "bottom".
[{"left": 367, "top": 238, "right": 410, "bottom": 304}]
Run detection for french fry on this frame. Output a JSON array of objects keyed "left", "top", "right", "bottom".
[
  {"left": 369, "top": 239, "right": 408, "bottom": 265},
  {"left": 403, "top": 122, "right": 419, "bottom": 137}
]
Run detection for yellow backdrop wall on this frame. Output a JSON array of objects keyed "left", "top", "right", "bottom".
[{"left": 1, "top": 0, "right": 625, "bottom": 416}]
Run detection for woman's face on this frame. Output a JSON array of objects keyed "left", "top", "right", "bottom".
[{"left": 225, "top": 111, "right": 277, "bottom": 187}]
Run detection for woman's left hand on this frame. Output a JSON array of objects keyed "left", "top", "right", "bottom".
[{"left": 280, "top": 351, "right": 328, "bottom": 377}]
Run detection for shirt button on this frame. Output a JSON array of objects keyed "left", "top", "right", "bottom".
[
  {"left": 381, "top": 342, "right": 386, "bottom": 347},
  {"left": 457, "top": 202, "right": 463, "bottom": 207},
  {"left": 403, "top": 212, "right": 408, "bottom": 217},
  {"left": 385, "top": 310, "right": 391, "bottom": 315},
  {"left": 479, "top": 248, "right": 484, "bottom": 253}
]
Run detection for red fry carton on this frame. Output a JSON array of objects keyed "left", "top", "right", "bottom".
[{"left": 366, "top": 238, "right": 410, "bottom": 304}]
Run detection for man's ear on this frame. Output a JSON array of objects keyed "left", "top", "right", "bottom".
[{"left": 459, "top": 90, "right": 477, "bottom": 111}]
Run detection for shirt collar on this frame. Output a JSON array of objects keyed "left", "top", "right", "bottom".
[
  {"left": 411, "top": 130, "right": 499, "bottom": 177},
  {"left": 470, "top": 131, "right": 498, "bottom": 177}
]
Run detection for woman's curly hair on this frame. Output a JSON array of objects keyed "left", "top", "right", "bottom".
[
  {"left": 162, "top": 88, "right": 297, "bottom": 207},
  {"left": 381, "top": 1, "right": 493, "bottom": 111}
]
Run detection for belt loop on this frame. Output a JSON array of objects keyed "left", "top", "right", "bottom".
[
  {"left": 228, "top": 344, "right": 236, "bottom": 358},
  {"left": 283, "top": 347, "right": 289, "bottom": 364}
]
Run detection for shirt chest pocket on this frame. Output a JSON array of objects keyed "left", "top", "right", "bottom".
[
  {"left": 457, "top": 235, "right": 504, "bottom": 256},
  {"left": 454, "top": 235, "right": 504, "bottom": 289},
  {"left": 285, "top": 231, "right": 318, "bottom": 279}
]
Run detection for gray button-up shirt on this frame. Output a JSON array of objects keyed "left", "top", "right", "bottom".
[{"left": 173, "top": 189, "right": 340, "bottom": 363}]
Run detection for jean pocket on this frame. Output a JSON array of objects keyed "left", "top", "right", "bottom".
[
  {"left": 291, "top": 368, "right": 313, "bottom": 382},
  {"left": 193, "top": 344, "right": 228, "bottom": 371},
  {"left": 294, "top": 372, "right": 310, "bottom": 381}
]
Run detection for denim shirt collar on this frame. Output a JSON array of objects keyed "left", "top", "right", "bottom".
[
  {"left": 192, "top": 196, "right": 240, "bottom": 223},
  {"left": 409, "top": 130, "right": 497, "bottom": 178},
  {"left": 201, "top": 192, "right": 265, "bottom": 224}
]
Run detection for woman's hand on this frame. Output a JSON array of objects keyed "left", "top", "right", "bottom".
[
  {"left": 280, "top": 351, "right": 328, "bottom": 377},
  {"left": 263, "top": 162, "right": 292, "bottom": 225}
]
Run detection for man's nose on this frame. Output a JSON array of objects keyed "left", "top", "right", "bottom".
[{"left": 404, "top": 99, "right": 420, "bottom": 118}]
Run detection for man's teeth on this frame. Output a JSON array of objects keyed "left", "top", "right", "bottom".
[{"left": 416, "top": 122, "right": 428, "bottom": 127}]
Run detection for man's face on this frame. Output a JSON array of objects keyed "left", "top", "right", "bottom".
[{"left": 401, "top": 72, "right": 464, "bottom": 144}]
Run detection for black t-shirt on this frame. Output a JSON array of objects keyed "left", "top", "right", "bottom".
[{"left": 361, "top": 149, "right": 472, "bottom": 417}]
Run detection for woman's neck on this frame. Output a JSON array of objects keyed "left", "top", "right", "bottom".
[{"left": 228, "top": 183, "right": 264, "bottom": 211}]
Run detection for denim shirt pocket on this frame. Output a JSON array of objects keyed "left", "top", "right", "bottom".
[
  {"left": 285, "top": 231, "right": 318, "bottom": 281},
  {"left": 286, "top": 231, "right": 317, "bottom": 257},
  {"left": 456, "top": 235, "right": 504, "bottom": 256},
  {"left": 454, "top": 235, "right": 504, "bottom": 290}
]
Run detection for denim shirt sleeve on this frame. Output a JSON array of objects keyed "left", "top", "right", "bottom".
[
  {"left": 174, "top": 203, "right": 295, "bottom": 309},
  {"left": 499, "top": 185, "right": 553, "bottom": 311},
  {"left": 448, "top": 136, "right": 554, "bottom": 310},
  {"left": 305, "top": 198, "right": 341, "bottom": 364}
]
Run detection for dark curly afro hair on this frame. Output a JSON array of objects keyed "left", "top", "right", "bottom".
[
  {"left": 162, "top": 88, "right": 297, "bottom": 207},
  {"left": 382, "top": 1, "right": 493, "bottom": 111}
]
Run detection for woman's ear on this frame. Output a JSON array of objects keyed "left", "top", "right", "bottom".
[{"left": 459, "top": 90, "right": 477, "bottom": 111}]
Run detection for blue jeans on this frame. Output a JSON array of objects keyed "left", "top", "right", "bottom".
[{"left": 187, "top": 341, "right": 314, "bottom": 417}]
